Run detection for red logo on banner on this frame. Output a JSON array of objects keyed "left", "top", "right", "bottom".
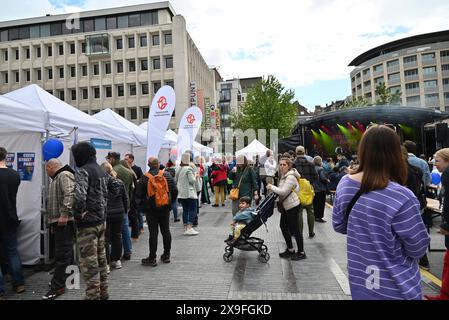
[
  {"left": 186, "top": 114, "right": 196, "bottom": 124},
  {"left": 157, "top": 96, "right": 168, "bottom": 110}
]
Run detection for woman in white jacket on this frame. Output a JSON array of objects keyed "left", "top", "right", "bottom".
[{"left": 267, "top": 157, "right": 306, "bottom": 261}]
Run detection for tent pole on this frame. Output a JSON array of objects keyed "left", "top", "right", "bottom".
[{"left": 41, "top": 131, "right": 50, "bottom": 264}]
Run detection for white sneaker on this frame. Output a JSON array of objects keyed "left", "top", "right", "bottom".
[
  {"left": 114, "top": 260, "right": 122, "bottom": 269},
  {"left": 184, "top": 228, "right": 199, "bottom": 236},
  {"left": 106, "top": 265, "right": 110, "bottom": 274}
]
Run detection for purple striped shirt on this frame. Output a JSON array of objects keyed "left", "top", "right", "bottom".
[{"left": 333, "top": 175, "right": 430, "bottom": 300}]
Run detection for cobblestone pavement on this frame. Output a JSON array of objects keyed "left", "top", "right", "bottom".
[{"left": 2, "top": 198, "right": 443, "bottom": 300}]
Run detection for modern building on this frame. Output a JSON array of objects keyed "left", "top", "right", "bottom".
[
  {"left": 349, "top": 30, "right": 449, "bottom": 112},
  {"left": 0, "top": 1, "right": 217, "bottom": 129}
]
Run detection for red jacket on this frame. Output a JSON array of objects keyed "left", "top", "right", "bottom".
[{"left": 211, "top": 164, "right": 228, "bottom": 186}]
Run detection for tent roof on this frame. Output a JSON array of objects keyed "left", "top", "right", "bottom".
[
  {"left": 4, "top": 84, "right": 136, "bottom": 144},
  {"left": 236, "top": 139, "right": 268, "bottom": 157},
  {"left": 93, "top": 108, "right": 147, "bottom": 146},
  {"left": 0, "top": 95, "right": 47, "bottom": 133}
]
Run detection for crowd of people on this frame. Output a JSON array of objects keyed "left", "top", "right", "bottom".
[{"left": 0, "top": 125, "right": 448, "bottom": 300}]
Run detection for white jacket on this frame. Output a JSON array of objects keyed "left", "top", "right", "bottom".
[
  {"left": 271, "top": 169, "right": 300, "bottom": 211},
  {"left": 264, "top": 158, "right": 277, "bottom": 177}
]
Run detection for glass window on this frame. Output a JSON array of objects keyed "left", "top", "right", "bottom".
[
  {"left": 388, "top": 73, "right": 400, "bottom": 81},
  {"left": 30, "top": 26, "right": 40, "bottom": 38},
  {"left": 140, "top": 35, "right": 147, "bottom": 47},
  {"left": 117, "top": 108, "right": 125, "bottom": 117},
  {"left": 387, "top": 60, "right": 399, "bottom": 68},
  {"left": 165, "top": 57, "right": 173, "bottom": 69},
  {"left": 47, "top": 46, "right": 52, "bottom": 57},
  {"left": 50, "top": 23, "right": 62, "bottom": 36},
  {"left": 165, "top": 80, "right": 174, "bottom": 89},
  {"left": 59, "top": 91, "right": 65, "bottom": 101},
  {"left": 423, "top": 66, "right": 437, "bottom": 74},
  {"left": 40, "top": 24, "right": 50, "bottom": 37},
  {"left": 59, "top": 67, "right": 64, "bottom": 79},
  {"left": 117, "top": 85, "right": 124, "bottom": 97},
  {"left": 406, "top": 95, "right": 420, "bottom": 103},
  {"left": 425, "top": 93, "right": 439, "bottom": 101},
  {"left": 404, "top": 69, "right": 418, "bottom": 76},
  {"left": 19, "top": 27, "right": 30, "bottom": 39},
  {"left": 86, "top": 34, "right": 110, "bottom": 55},
  {"left": 15, "top": 49, "right": 19, "bottom": 60},
  {"left": 48, "top": 68, "right": 53, "bottom": 80},
  {"left": 59, "top": 44, "right": 64, "bottom": 55},
  {"left": 3, "top": 50, "right": 7, "bottom": 61},
  {"left": 441, "top": 50, "right": 449, "bottom": 57},
  {"left": 374, "top": 76, "right": 384, "bottom": 84},
  {"left": 140, "top": 59, "right": 148, "bottom": 71},
  {"left": 152, "top": 34, "right": 160, "bottom": 46},
  {"left": 424, "top": 80, "right": 438, "bottom": 87},
  {"left": 94, "top": 87, "right": 100, "bottom": 99},
  {"left": 405, "top": 82, "right": 419, "bottom": 90},
  {"left": 62, "top": 22, "right": 73, "bottom": 35},
  {"left": 153, "top": 81, "right": 161, "bottom": 93},
  {"left": 1, "top": 30, "right": 8, "bottom": 42},
  {"left": 141, "top": 12, "right": 152, "bottom": 26},
  {"left": 141, "top": 83, "right": 149, "bottom": 95},
  {"left": 15, "top": 71, "right": 19, "bottom": 83},
  {"left": 93, "top": 64, "right": 99, "bottom": 75},
  {"left": 128, "top": 60, "right": 136, "bottom": 72},
  {"left": 36, "top": 47, "right": 41, "bottom": 58},
  {"left": 82, "top": 65, "right": 87, "bottom": 76},
  {"left": 130, "top": 108, "right": 137, "bottom": 120},
  {"left": 422, "top": 53, "right": 436, "bottom": 61},
  {"left": 129, "top": 14, "right": 141, "bottom": 27},
  {"left": 153, "top": 58, "right": 160, "bottom": 70},
  {"left": 362, "top": 68, "right": 370, "bottom": 76},
  {"left": 82, "top": 88, "right": 88, "bottom": 99},
  {"left": 3, "top": 73, "right": 8, "bottom": 84},
  {"left": 142, "top": 106, "right": 149, "bottom": 119},
  {"left": 164, "top": 33, "right": 172, "bottom": 45},
  {"left": 105, "top": 86, "right": 112, "bottom": 98},
  {"left": 25, "top": 48, "right": 30, "bottom": 59},
  {"left": 116, "top": 61, "right": 123, "bottom": 73},
  {"left": 81, "top": 42, "right": 86, "bottom": 53},
  {"left": 94, "top": 18, "right": 106, "bottom": 31},
  {"left": 403, "top": 55, "right": 417, "bottom": 64},
  {"left": 70, "top": 43, "right": 75, "bottom": 54},
  {"left": 9, "top": 28, "right": 19, "bottom": 41},
  {"left": 373, "top": 64, "right": 383, "bottom": 72},
  {"left": 129, "top": 84, "right": 136, "bottom": 96},
  {"left": 116, "top": 38, "right": 123, "bottom": 50},
  {"left": 83, "top": 19, "right": 94, "bottom": 32},
  {"left": 442, "top": 64, "right": 449, "bottom": 71},
  {"left": 25, "top": 70, "right": 30, "bottom": 82},
  {"left": 106, "top": 17, "right": 117, "bottom": 29},
  {"left": 105, "top": 62, "right": 111, "bottom": 74},
  {"left": 117, "top": 15, "right": 128, "bottom": 28},
  {"left": 128, "top": 37, "right": 135, "bottom": 49},
  {"left": 71, "top": 90, "right": 76, "bottom": 100},
  {"left": 37, "top": 69, "right": 41, "bottom": 81},
  {"left": 152, "top": 12, "right": 159, "bottom": 25},
  {"left": 70, "top": 66, "right": 76, "bottom": 77}
]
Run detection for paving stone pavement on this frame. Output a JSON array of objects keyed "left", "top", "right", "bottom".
[{"left": 1, "top": 197, "right": 443, "bottom": 300}]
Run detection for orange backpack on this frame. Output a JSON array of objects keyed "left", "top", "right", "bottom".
[{"left": 144, "top": 170, "right": 169, "bottom": 207}]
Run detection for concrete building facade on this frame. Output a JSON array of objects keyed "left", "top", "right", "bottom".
[
  {"left": 349, "top": 30, "right": 449, "bottom": 112},
  {"left": 0, "top": 2, "right": 217, "bottom": 129}
]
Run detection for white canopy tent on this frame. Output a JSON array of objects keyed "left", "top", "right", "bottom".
[{"left": 235, "top": 139, "right": 269, "bottom": 161}]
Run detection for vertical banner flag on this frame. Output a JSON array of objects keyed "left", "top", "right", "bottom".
[
  {"left": 177, "top": 106, "right": 203, "bottom": 161},
  {"left": 147, "top": 86, "right": 176, "bottom": 162}
]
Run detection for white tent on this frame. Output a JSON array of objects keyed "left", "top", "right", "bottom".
[
  {"left": 139, "top": 122, "right": 177, "bottom": 147},
  {"left": 236, "top": 139, "right": 269, "bottom": 160}
]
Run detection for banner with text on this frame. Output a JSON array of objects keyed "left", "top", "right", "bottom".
[
  {"left": 177, "top": 106, "right": 203, "bottom": 161},
  {"left": 147, "top": 86, "right": 176, "bottom": 162}
]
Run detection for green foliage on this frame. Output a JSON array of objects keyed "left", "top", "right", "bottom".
[
  {"left": 343, "top": 96, "right": 369, "bottom": 108},
  {"left": 231, "top": 75, "right": 297, "bottom": 140},
  {"left": 375, "top": 82, "right": 402, "bottom": 105}
]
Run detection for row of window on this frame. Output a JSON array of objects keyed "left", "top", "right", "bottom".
[
  {"left": 0, "top": 57, "right": 173, "bottom": 83},
  {"left": 353, "top": 50, "right": 449, "bottom": 81},
  {"left": 43, "top": 81, "right": 174, "bottom": 103},
  {"left": 0, "top": 32, "right": 172, "bottom": 62},
  {"left": 0, "top": 10, "right": 160, "bottom": 42},
  {"left": 88, "top": 105, "right": 172, "bottom": 121}
]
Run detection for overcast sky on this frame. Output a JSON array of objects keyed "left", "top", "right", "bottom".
[{"left": 2, "top": 0, "right": 449, "bottom": 110}]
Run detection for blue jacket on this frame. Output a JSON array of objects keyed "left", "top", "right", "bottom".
[{"left": 233, "top": 208, "right": 255, "bottom": 224}]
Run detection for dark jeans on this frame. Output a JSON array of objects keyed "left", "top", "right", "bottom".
[
  {"left": 146, "top": 210, "right": 171, "bottom": 259},
  {"left": 0, "top": 230, "right": 24, "bottom": 293},
  {"left": 129, "top": 211, "right": 140, "bottom": 239},
  {"left": 105, "top": 218, "right": 123, "bottom": 263},
  {"left": 179, "top": 198, "right": 198, "bottom": 226},
  {"left": 50, "top": 222, "right": 75, "bottom": 290},
  {"left": 313, "top": 191, "right": 326, "bottom": 219},
  {"left": 280, "top": 205, "right": 304, "bottom": 253}
]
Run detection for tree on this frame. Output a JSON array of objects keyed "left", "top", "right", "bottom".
[
  {"left": 375, "top": 82, "right": 402, "bottom": 105},
  {"left": 343, "top": 96, "right": 369, "bottom": 109},
  {"left": 231, "top": 75, "right": 297, "bottom": 141}
]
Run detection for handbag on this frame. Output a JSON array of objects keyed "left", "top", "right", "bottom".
[
  {"left": 277, "top": 189, "right": 293, "bottom": 214},
  {"left": 229, "top": 168, "right": 247, "bottom": 201}
]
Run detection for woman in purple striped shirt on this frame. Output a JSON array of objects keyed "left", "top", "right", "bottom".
[{"left": 333, "top": 125, "right": 430, "bottom": 300}]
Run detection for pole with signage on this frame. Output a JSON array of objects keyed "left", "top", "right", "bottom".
[{"left": 177, "top": 106, "right": 203, "bottom": 161}]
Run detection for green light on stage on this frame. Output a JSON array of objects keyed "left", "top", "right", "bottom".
[
  {"left": 398, "top": 124, "right": 416, "bottom": 140},
  {"left": 319, "top": 129, "right": 336, "bottom": 154},
  {"left": 337, "top": 124, "right": 351, "bottom": 140}
]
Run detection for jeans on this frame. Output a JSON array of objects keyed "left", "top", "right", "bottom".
[
  {"left": 138, "top": 212, "right": 144, "bottom": 230},
  {"left": 0, "top": 231, "right": 25, "bottom": 293},
  {"left": 280, "top": 205, "right": 304, "bottom": 253},
  {"left": 146, "top": 210, "right": 171, "bottom": 259},
  {"left": 121, "top": 214, "right": 132, "bottom": 255},
  {"left": 179, "top": 198, "right": 197, "bottom": 225},
  {"left": 50, "top": 222, "right": 75, "bottom": 290},
  {"left": 171, "top": 200, "right": 179, "bottom": 220},
  {"left": 105, "top": 218, "right": 123, "bottom": 263},
  {"left": 129, "top": 211, "right": 140, "bottom": 239}
]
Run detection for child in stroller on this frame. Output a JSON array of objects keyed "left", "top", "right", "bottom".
[{"left": 223, "top": 193, "right": 278, "bottom": 263}]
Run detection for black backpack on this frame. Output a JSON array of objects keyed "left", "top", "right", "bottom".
[{"left": 406, "top": 164, "right": 427, "bottom": 210}]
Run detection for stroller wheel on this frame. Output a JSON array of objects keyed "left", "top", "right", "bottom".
[
  {"left": 223, "top": 253, "right": 233, "bottom": 262},
  {"left": 225, "top": 246, "right": 234, "bottom": 254},
  {"left": 258, "top": 252, "right": 270, "bottom": 263},
  {"left": 261, "top": 245, "right": 268, "bottom": 252}
]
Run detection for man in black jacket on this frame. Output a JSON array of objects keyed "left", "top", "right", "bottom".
[
  {"left": 0, "top": 147, "right": 25, "bottom": 299},
  {"left": 134, "top": 157, "right": 177, "bottom": 267},
  {"left": 72, "top": 142, "right": 110, "bottom": 300},
  {"left": 293, "top": 146, "right": 318, "bottom": 238}
]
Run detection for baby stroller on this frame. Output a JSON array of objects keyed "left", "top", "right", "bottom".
[{"left": 223, "top": 193, "right": 278, "bottom": 263}]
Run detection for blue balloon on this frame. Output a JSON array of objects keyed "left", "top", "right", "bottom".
[
  {"left": 43, "top": 139, "right": 64, "bottom": 161},
  {"left": 431, "top": 172, "right": 441, "bottom": 185}
]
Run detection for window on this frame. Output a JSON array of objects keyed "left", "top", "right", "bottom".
[
  {"left": 129, "top": 14, "right": 141, "bottom": 27},
  {"left": 404, "top": 69, "right": 418, "bottom": 76},
  {"left": 36, "top": 69, "right": 41, "bottom": 81},
  {"left": 15, "top": 49, "right": 19, "bottom": 60},
  {"left": 129, "top": 84, "right": 136, "bottom": 96},
  {"left": 422, "top": 53, "right": 436, "bottom": 61},
  {"left": 117, "top": 85, "right": 124, "bottom": 97},
  {"left": 71, "top": 90, "right": 76, "bottom": 101},
  {"left": 164, "top": 33, "right": 172, "bottom": 45},
  {"left": 50, "top": 22, "right": 62, "bottom": 36},
  {"left": 406, "top": 82, "right": 419, "bottom": 90},
  {"left": 165, "top": 80, "right": 174, "bottom": 89},
  {"left": 0, "top": 30, "right": 7, "bottom": 42},
  {"left": 153, "top": 81, "right": 161, "bottom": 94},
  {"left": 56, "top": 44, "right": 62, "bottom": 56},
  {"left": 389, "top": 86, "right": 401, "bottom": 94},
  {"left": 141, "top": 12, "right": 152, "bottom": 26},
  {"left": 140, "top": 59, "right": 148, "bottom": 71},
  {"left": 142, "top": 106, "right": 149, "bottom": 119},
  {"left": 82, "top": 65, "right": 87, "bottom": 76},
  {"left": 40, "top": 24, "right": 50, "bottom": 37},
  {"left": 165, "top": 56, "right": 173, "bottom": 69},
  {"left": 105, "top": 86, "right": 112, "bottom": 98},
  {"left": 441, "top": 50, "right": 449, "bottom": 57},
  {"left": 445, "top": 92, "right": 449, "bottom": 99},
  {"left": 59, "top": 67, "right": 64, "bottom": 79},
  {"left": 387, "top": 60, "right": 399, "bottom": 68},
  {"left": 423, "top": 66, "right": 437, "bottom": 75},
  {"left": 373, "top": 64, "right": 383, "bottom": 73},
  {"left": 388, "top": 73, "right": 400, "bottom": 82},
  {"left": 59, "top": 90, "right": 65, "bottom": 101},
  {"left": 406, "top": 95, "right": 420, "bottom": 104},
  {"left": 403, "top": 55, "right": 417, "bottom": 64},
  {"left": 70, "top": 66, "right": 76, "bottom": 78},
  {"left": 362, "top": 69, "right": 370, "bottom": 76},
  {"left": 424, "top": 80, "right": 438, "bottom": 88},
  {"left": 356, "top": 73, "right": 361, "bottom": 79},
  {"left": 140, "top": 35, "right": 147, "bottom": 47},
  {"left": 81, "top": 42, "right": 86, "bottom": 53},
  {"left": 70, "top": 43, "right": 75, "bottom": 54},
  {"left": 425, "top": 93, "right": 439, "bottom": 102},
  {"left": 442, "top": 64, "right": 449, "bottom": 71},
  {"left": 141, "top": 83, "right": 149, "bottom": 95},
  {"left": 48, "top": 68, "right": 53, "bottom": 80},
  {"left": 83, "top": 19, "right": 94, "bottom": 32},
  {"left": 25, "top": 48, "right": 30, "bottom": 59},
  {"left": 25, "top": 70, "right": 30, "bottom": 82},
  {"left": 4, "top": 73, "right": 8, "bottom": 84},
  {"left": 93, "top": 64, "right": 100, "bottom": 75},
  {"left": 116, "top": 61, "right": 123, "bottom": 73},
  {"left": 106, "top": 17, "right": 117, "bottom": 30},
  {"left": 85, "top": 34, "right": 110, "bottom": 56},
  {"left": 117, "top": 108, "right": 125, "bottom": 117},
  {"left": 128, "top": 60, "right": 136, "bottom": 72},
  {"left": 47, "top": 46, "right": 52, "bottom": 57},
  {"left": 128, "top": 36, "right": 135, "bottom": 49},
  {"left": 30, "top": 25, "right": 40, "bottom": 38},
  {"left": 105, "top": 62, "right": 111, "bottom": 75},
  {"left": 363, "top": 80, "right": 371, "bottom": 87},
  {"left": 94, "top": 18, "right": 106, "bottom": 31},
  {"left": 152, "top": 58, "right": 160, "bottom": 70},
  {"left": 82, "top": 88, "right": 88, "bottom": 99},
  {"left": 374, "top": 76, "right": 384, "bottom": 85},
  {"left": 4, "top": 50, "right": 8, "bottom": 61},
  {"left": 152, "top": 34, "right": 160, "bottom": 46},
  {"left": 130, "top": 108, "right": 137, "bottom": 120},
  {"left": 117, "top": 15, "right": 128, "bottom": 28},
  {"left": 116, "top": 38, "right": 123, "bottom": 50},
  {"left": 93, "top": 87, "right": 100, "bottom": 99},
  {"left": 36, "top": 47, "right": 41, "bottom": 58}
]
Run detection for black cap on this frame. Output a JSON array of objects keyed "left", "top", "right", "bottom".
[{"left": 106, "top": 151, "right": 120, "bottom": 160}]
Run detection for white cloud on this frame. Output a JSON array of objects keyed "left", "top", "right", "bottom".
[{"left": 2, "top": 0, "right": 449, "bottom": 103}]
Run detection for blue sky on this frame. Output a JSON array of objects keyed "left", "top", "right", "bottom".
[{"left": 2, "top": 0, "right": 449, "bottom": 111}]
